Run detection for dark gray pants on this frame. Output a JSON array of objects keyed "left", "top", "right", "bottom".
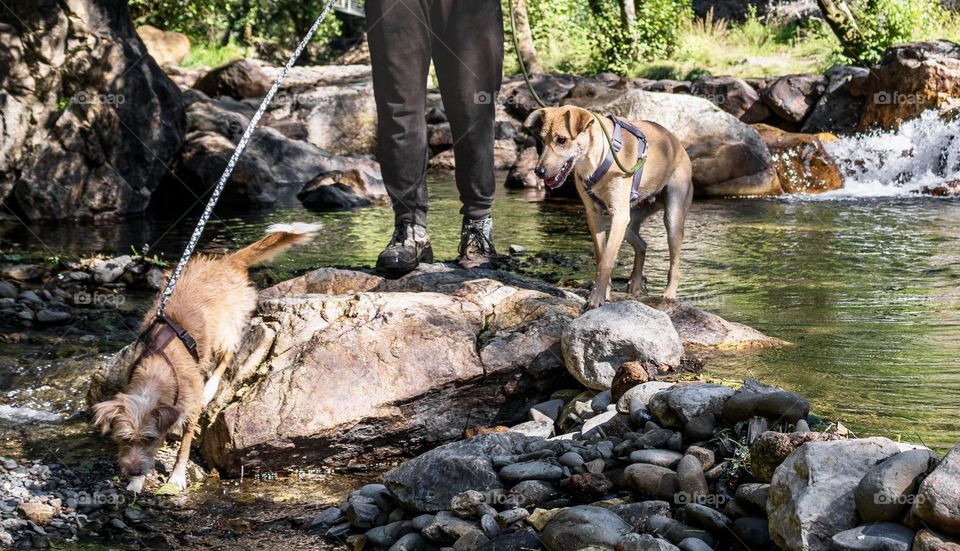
[{"left": 366, "top": 0, "right": 504, "bottom": 227}]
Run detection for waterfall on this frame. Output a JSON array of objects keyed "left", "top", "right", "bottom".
[{"left": 821, "top": 110, "right": 960, "bottom": 197}]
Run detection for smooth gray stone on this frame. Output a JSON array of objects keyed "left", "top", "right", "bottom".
[
  {"left": 629, "top": 449, "right": 684, "bottom": 468},
  {"left": 498, "top": 461, "right": 564, "bottom": 484},
  {"left": 683, "top": 503, "right": 732, "bottom": 533},
  {"left": 831, "top": 523, "right": 916, "bottom": 551}
]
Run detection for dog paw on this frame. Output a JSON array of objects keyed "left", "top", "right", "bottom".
[
  {"left": 167, "top": 471, "right": 188, "bottom": 492},
  {"left": 126, "top": 476, "right": 146, "bottom": 493},
  {"left": 662, "top": 290, "right": 678, "bottom": 300},
  {"left": 627, "top": 278, "right": 649, "bottom": 296}
]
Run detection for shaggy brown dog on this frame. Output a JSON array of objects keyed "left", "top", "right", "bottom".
[{"left": 92, "top": 223, "right": 321, "bottom": 492}]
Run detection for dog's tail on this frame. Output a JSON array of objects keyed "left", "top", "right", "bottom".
[{"left": 229, "top": 222, "right": 323, "bottom": 268}]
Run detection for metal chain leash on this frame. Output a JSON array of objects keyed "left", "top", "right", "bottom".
[{"left": 155, "top": 0, "right": 338, "bottom": 318}]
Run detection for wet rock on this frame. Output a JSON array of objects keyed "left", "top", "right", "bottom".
[
  {"left": 732, "top": 517, "right": 773, "bottom": 550},
  {"left": 646, "top": 515, "right": 716, "bottom": 547},
  {"left": 541, "top": 505, "right": 633, "bottom": 550},
  {"left": 628, "top": 450, "right": 684, "bottom": 469},
  {"left": 561, "top": 301, "right": 683, "bottom": 390},
  {"left": 913, "top": 444, "right": 960, "bottom": 536},
  {"left": 855, "top": 449, "right": 938, "bottom": 523},
  {"left": 753, "top": 124, "right": 844, "bottom": 194},
  {"left": 761, "top": 73, "right": 826, "bottom": 123},
  {"left": 383, "top": 432, "right": 534, "bottom": 513},
  {"left": 690, "top": 76, "right": 769, "bottom": 123},
  {"left": 749, "top": 430, "right": 844, "bottom": 483},
  {"left": 568, "top": 88, "right": 780, "bottom": 197},
  {"left": 768, "top": 437, "right": 901, "bottom": 551},
  {"left": 611, "top": 361, "right": 653, "bottom": 403},
  {"left": 0, "top": 0, "right": 185, "bottom": 220},
  {"left": 499, "top": 461, "right": 564, "bottom": 484},
  {"left": 297, "top": 169, "right": 388, "bottom": 211},
  {"left": 830, "top": 523, "right": 915, "bottom": 551},
  {"left": 648, "top": 384, "right": 734, "bottom": 430},
  {"left": 860, "top": 41, "right": 960, "bottom": 130},
  {"left": 802, "top": 65, "right": 869, "bottom": 134},
  {"left": 624, "top": 464, "right": 679, "bottom": 502},
  {"left": 617, "top": 533, "right": 680, "bottom": 551},
  {"left": 194, "top": 59, "right": 270, "bottom": 99}
]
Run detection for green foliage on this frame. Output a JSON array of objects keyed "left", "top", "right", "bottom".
[
  {"left": 634, "top": 0, "right": 694, "bottom": 58},
  {"left": 129, "top": 0, "right": 342, "bottom": 64},
  {"left": 181, "top": 40, "right": 252, "bottom": 68},
  {"left": 848, "top": 0, "right": 950, "bottom": 65}
]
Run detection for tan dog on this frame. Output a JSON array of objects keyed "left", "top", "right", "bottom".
[
  {"left": 525, "top": 106, "right": 693, "bottom": 308},
  {"left": 92, "top": 222, "right": 321, "bottom": 493}
]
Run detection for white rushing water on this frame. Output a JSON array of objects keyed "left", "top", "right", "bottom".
[{"left": 819, "top": 109, "right": 960, "bottom": 198}]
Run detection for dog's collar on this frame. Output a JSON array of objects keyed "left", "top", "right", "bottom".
[
  {"left": 128, "top": 315, "right": 199, "bottom": 405},
  {"left": 581, "top": 114, "right": 649, "bottom": 213}
]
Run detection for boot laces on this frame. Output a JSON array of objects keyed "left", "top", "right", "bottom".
[{"left": 460, "top": 217, "right": 494, "bottom": 257}]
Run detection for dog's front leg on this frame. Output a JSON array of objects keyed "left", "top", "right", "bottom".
[
  {"left": 588, "top": 208, "right": 629, "bottom": 309},
  {"left": 126, "top": 475, "right": 146, "bottom": 493},
  {"left": 168, "top": 417, "right": 197, "bottom": 492}
]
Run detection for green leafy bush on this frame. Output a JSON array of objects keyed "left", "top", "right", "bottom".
[{"left": 850, "top": 0, "right": 950, "bottom": 64}]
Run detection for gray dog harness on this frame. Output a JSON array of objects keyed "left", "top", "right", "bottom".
[{"left": 582, "top": 114, "right": 649, "bottom": 213}]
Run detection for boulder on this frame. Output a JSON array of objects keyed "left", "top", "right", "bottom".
[
  {"left": 296, "top": 169, "right": 388, "bottom": 211},
  {"left": 855, "top": 449, "right": 938, "bottom": 523},
  {"left": 382, "top": 432, "right": 534, "bottom": 513},
  {"left": 761, "top": 74, "right": 826, "bottom": 123},
  {"left": 566, "top": 89, "right": 780, "bottom": 197},
  {"left": 913, "top": 444, "right": 960, "bottom": 536},
  {"left": 91, "top": 266, "right": 583, "bottom": 475},
  {"left": 647, "top": 384, "right": 735, "bottom": 430},
  {"left": 767, "top": 437, "right": 901, "bottom": 551},
  {"left": 193, "top": 59, "right": 270, "bottom": 99},
  {"left": 136, "top": 25, "right": 190, "bottom": 67},
  {"left": 749, "top": 431, "right": 844, "bottom": 483},
  {"left": 540, "top": 505, "right": 633, "bottom": 550},
  {"left": 722, "top": 379, "right": 810, "bottom": 424},
  {"left": 802, "top": 66, "right": 869, "bottom": 134},
  {"left": 261, "top": 65, "right": 378, "bottom": 156},
  {"left": 502, "top": 74, "right": 579, "bottom": 121},
  {"left": 624, "top": 464, "right": 680, "bottom": 502},
  {"left": 690, "top": 76, "right": 770, "bottom": 123},
  {"left": 561, "top": 301, "right": 683, "bottom": 390},
  {"left": 505, "top": 146, "right": 543, "bottom": 190},
  {"left": 860, "top": 41, "right": 960, "bottom": 130},
  {"left": 753, "top": 124, "right": 844, "bottom": 194},
  {"left": 0, "top": 0, "right": 185, "bottom": 220},
  {"left": 831, "top": 523, "right": 916, "bottom": 551},
  {"left": 639, "top": 297, "right": 783, "bottom": 349},
  {"left": 166, "top": 94, "right": 382, "bottom": 208},
  {"left": 913, "top": 528, "right": 960, "bottom": 551}
]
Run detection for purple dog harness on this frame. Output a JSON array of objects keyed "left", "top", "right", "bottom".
[{"left": 582, "top": 114, "right": 649, "bottom": 214}]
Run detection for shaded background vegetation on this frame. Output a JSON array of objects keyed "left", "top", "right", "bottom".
[{"left": 129, "top": 0, "right": 959, "bottom": 76}]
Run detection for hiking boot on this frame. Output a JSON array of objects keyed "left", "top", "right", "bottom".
[
  {"left": 376, "top": 222, "right": 433, "bottom": 276},
  {"left": 457, "top": 216, "right": 498, "bottom": 270}
]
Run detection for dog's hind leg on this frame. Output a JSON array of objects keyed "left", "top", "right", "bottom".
[
  {"left": 202, "top": 351, "right": 233, "bottom": 408},
  {"left": 663, "top": 184, "right": 691, "bottom": 300},
  {"left": 168, "top": 416, "right": 198, "bottom": 492},
  {"left": 625, "top": 204, "right": 659, "bottom": 295}
]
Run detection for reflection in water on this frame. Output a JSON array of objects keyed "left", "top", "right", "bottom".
[{"left": 2, "top": 174, "right": 959, "bottom": 449}]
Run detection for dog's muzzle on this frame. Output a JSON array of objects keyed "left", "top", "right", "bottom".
[{"left": 543, "top": 158, "right": 574, "bottom": 189}]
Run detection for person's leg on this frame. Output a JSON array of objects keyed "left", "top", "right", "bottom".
[
  {"left": 431, "top": 0, "right": 503, "bottom": 221},
  {"left": 367, "top": 0, "right": 435, "bottom": 275},
  {"left": 366, "top": 0, "right": 432, "bottom": 227}
]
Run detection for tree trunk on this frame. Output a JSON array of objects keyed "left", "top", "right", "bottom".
[
  {"left": 510, "top": 0, "right": 544, "bottom": 73},
  {"left": 620, "top": 0, "right": 638, "bottom": 55},
  {"left": 816, "top": 0, "right": 867, "bottom": 61}
]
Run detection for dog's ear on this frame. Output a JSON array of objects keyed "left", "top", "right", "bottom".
[
  {"left": 154, "top": 403, "right": 182, "bottom": 433},
  {"left": 568, "top": 108, "right": 595, "bottom": 137},
  {"left": 523, "top": 108, "right": 549, "bottom": 135},
  {"left": 91, "top": 399, "right": 124, "bottom": 435}
]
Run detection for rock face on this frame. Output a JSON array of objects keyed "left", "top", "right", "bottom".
[
  {"left": 802, "top": 66, "right": 869, "bottom": 134},
  {"left": 750, "top": 431, "right": 844, "bottom": 483},
  {"left": 383, "top": 432, "right": 534, "bottom": 513},
  {"left": 567, "top": 89, "right": 780, "bottom": 197},
  {"left": 165, "top": 92, "right": 382, "bottom": 208},
  {"left": 0, "top": 0, "right": 185, "bottom": 220},
  {"left": 855, "top": 449, "right": 938, "bottom": 523},
  {"left": 860, "top": 41, "right": 960, "bottom": 130},
  {"left": 639, "top": 297, "right": 782, "bottom": 349},
  {"left": 913, "top": 444, "right": 960, "bottom": 536},
  {"left": 561, "top": 301, "right": 684, "bottom": 390},
  {"left": 261, "top": 65, "right": 378, "bottom": 156},
  {"left": 193, "top": 59, "right": 270, "bottom": 100},
  {"left": 196, "top": 266, "right": 582, "bottom": 474},
  {"left": 767, "top": 437, "right": 901, "bottom": 551},
  {"left": 689, "top": 76, "right": 769, "bottom": 123},
  {"left": 136, "top": 25, "right": 190, "bottom": 67},
  {"left": 761, "top": 74, "right": 826, "bottom": 124},
  {"left": 753, "top": 124, "right": 844, "bottom": 194}
]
